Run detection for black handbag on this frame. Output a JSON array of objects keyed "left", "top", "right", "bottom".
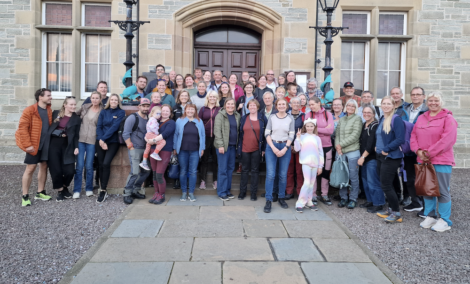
[{"left": 51, "top": 129, "right": 65, "bottom": 137}]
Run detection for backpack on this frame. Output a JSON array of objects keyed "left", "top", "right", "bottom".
[
  {"left": 329, "top": 155, "right": 349, "bottom": 188},
  {"left": 118, "top": 113, "right": 139, "bottom": 144},
  {"left": 391, "top": 114, "right": 414, "bottom": 154}
]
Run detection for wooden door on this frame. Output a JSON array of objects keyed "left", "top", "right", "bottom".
[
  {"left": 194, "top": 49, "right": 228, "bottom": 75},
  {"left": 194, "top": 48, "right": 259, "bottom": 79},
  {"left": 228, "top": 50, "right": 259, "bottom": 79}
]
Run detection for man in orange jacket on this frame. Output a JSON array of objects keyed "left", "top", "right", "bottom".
[{"left": 15, "top": 88, "right": 53, "bottom": 206}]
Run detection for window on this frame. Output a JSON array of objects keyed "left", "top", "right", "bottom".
[
  {"left": 82, "top": 4, "right": 112, "bottom": 27},
  {"left": 42, "top": 33, "right": 72, "bottom": 98},
  {"left": 342, "top": 12, "right": 370, "bottom": 35},
  {"left": 379, "top": 13, "right": 406, "bottom": 35},
  {"left": 43, "top": 3, "right": 72, "bottom": 26},
  {"left": 81, "top": 34, "right": 111, "bottom": 98},
  {"left": 376, "top": 42, "right": 406, "bottom": 98},
  {"left": 294, "top": 72, "right": 311, "bottom": 93},
  {"left": 340, "top": 41, "right": 369, "bottom": 91}
]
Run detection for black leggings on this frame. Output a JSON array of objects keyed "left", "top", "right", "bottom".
[
  {"left": 240, "top": 150, "right": 260, "bottom": 195},
  {"left": 48, "top": 136, "right": 75, "bottom": 189},
  {"left": 95, "top": 141, "right": 120, "bottom": 190},
  {"left": 377, "top": 154, "right": 401, "bottom": 212},
  {"left": 200, "top": 135, "right": 218, "bottom": 182}
]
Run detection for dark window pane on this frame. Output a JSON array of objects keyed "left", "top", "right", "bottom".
[
  {"left": 85, "top": 5, "right": 111, "bottom": 27},
  {"left": 45, "top": 3, "right": 72, "bottom": 26},
  {"left": 379, "top": 14, "right": 404, "bottom": 35},
  {"left": 342, "top": 13, "right": 368, "bottom": 34},
  {"left": 228, "top": 28, "right": 260, "bottom": 43},
  {"left": 195, "top": 29, "right": 228, "bottom": 43},
  {"left": 195, "top": 26, "right": 260, "bottom": 44}
]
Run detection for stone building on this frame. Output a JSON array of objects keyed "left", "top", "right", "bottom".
[{"left": 1, "top": 0, "right": 470, "bottom": 166}]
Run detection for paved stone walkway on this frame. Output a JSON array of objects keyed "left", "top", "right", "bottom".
[{"left": 65, "top": 194, "right": 394, "bottom": 284}]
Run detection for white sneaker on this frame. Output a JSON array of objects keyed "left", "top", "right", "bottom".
[
  {"left": 431, "top": 218, "right": 451, "bottom": 232},
  {"left": 150, "top": 153, "right": 162, "bottom": 161},
  {"left": 420, "top": 216, "right": 437, "bottom": 229},
  {"left": 86, "top": 191, "right": 94, "bottom": 197},
  {"left": 73, "top": 192, "right": 80, "bottom": 199}
]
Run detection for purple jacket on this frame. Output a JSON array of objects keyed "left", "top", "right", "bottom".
[{"left": 198, "top": 106, "right": 221, "bottom": 137}]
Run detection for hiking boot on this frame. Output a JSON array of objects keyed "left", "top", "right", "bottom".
[
  {"left": 347, "top": 200, "right": 357, "bottom": 209},
  {"left": 278, "top": 198, "right": 288, "bottom": 209},
  {"left": 384, "top": 212, "right": 403, "bottom": 223},
  {"left": 238, "top": 193, "right": 246, "bottom": 200},
  {"left": 250, "top": 193, "right": 257, "bottom": 201},
  {"left": 264, "top": 201, "right": 272, "bottom": 213},
  {"left": 272, "top": 193, "right": 278, "bottom": 202},
  {"left": 35, "top": 190, "right": 51, "bottom": 201},
  {"left": 367, "top": 205, "right": 383, "bottom": 213},
  {"left": 420, "top": 216, "right": 438, "bottom": 229},
  {"left": 359, "top": 201, "right": 373, "bottom": 208},
  {"left": 22, "top": 195, "right": 31, "bottom": 207},
  {"left": 150, "top": 153, "right": 162, "bottom": 161},
  {"left": 139, "top": 162, "right": 150, "bottom": 171},
  {"left": 319, "top": 195, "right": 332, "bottom": 206},
  {"left": 180, "top": 192, "right": 188, "bottom": 201},
  {"left": 199, "top": 180, "right": 206, "bottom": 189},
  {"left": 376, "top": 208, "right": 391, "bottom": 218},
  {"left": 431, "top": 218, "right": 451, "bottom": 232},
  {"left": 188, "top": 193, "right": 196, "bottom": 202},
  {"left": 153, "top": 194, "right": 165, "bottom": 205},
  {"left": 124, "top": 196, "right": 134, "bottom": 204},
  {"left": 338, "top": 199, "right": 348, "bottom": 208},
  {"left": 96, "top": 190, "right": 108, "bottom": 203}
]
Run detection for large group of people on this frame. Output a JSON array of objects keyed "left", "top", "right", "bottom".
[{"left": 16, "top": 67, "right": 458, "bottom": 232}]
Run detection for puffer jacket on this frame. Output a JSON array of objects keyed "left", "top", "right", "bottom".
[
  {"left": 335, "top": 114, "right": 362, "bottom": 154},
  {"left": 15, "top": 103, "right": 52, "bottom": 155},
  {"left": 410, "top": 108, "right": 458, "bottom": 165},
  {"left": 214, "top": 108, "right": 241, "bottom": 152},
  {"left": 305, "top": 107, "right": 334, "bottom": 147}
]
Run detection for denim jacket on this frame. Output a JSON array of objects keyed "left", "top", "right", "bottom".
[{"left": 173, "top": 117, "right": 206, "bottom": 156}]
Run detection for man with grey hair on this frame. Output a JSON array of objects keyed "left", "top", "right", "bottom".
[
  {"left": 261, "top": 91, "right": 277, "bottom": 120},
  {"left": 358, "top": 91, "right": 380, "bottom": 122},
  {"left": 390, "top": 87, "right": 410, "bottom": 121},
  {"left": 208, "top": 70, "right": 223, "bottom": 90},
  {"left": 306, "top": 77, "right": 323, "bottom": 100}
]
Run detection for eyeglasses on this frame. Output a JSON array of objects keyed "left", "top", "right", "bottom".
[
  {"left": 267, "top": 73, "right": 274, "bottom": 75},
  {"left": 410, "top": 93, "right": 423, "bottom": 97},
  {"left": 66, "top": 96, "right": 76, "bottom": 99}
]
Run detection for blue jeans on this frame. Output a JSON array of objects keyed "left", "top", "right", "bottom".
[
  {"left": 73, "top": 142, "right": 95, "bottom": 193},
  {"left": 265, "top": 142, "right": 291, "bottom": 201},
  {"left": 361, "top": 159, "right": 385, "bottom": 206},
  {"left": 338, "top": 150, "right": 360, "bottom": 201},
  {"left": 124, "top": 148, "right": 150, "bottom": 196},
  {"left": 216, "top": 145, "right": 236, "bottom": 197},
  {"left": 178, "top": 150, "right": 199, "bottom": 194}
]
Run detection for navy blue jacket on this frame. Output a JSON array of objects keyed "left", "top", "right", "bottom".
[
  {"left": 237, "top": 112, "right": 267, "bottom": 155},
  {"left": 153, "top": 119, "right": 175, "bottom": 152},
  {"left": 394, "top": 100, "right": 410, "bottom": 122},
  {"left": 379, "top": 115, "right": 405, "bottom": 159},
  {"left": 288, "top": 110, "right": 305, "bottom": 143},
  {"left": 96, "top": 107, "right": 125, "bottom": 143}
]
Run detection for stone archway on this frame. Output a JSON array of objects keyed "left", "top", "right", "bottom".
[{"left": 172, "top": 0, "right": 285, "bottom": 75}]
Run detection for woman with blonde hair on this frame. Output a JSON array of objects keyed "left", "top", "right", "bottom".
[
  {"left": 95, "top": 94, "right": 125, "bottom": 203},
  {"left": 375, "top": 96, "right": 405, "bottom": 223},
  {"left": 45, "top": 96, "right": 81, "bottom": 201},
  {"left": 218, "top": 82, "right": 232, "bottom": 107},
  {"left": 73, "top": 91, "right": 103, "bottom": 198},
  {"left": 198, "top": 90, "right": 221, "bottom": 189}
]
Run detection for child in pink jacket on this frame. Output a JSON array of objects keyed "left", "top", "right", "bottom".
[{"left": 139, "top": 106, "right": 166, "bottom": 171}]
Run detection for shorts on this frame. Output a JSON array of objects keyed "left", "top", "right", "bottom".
[{"left": 24, "top": 150, "right": 47, "bottom": 165}]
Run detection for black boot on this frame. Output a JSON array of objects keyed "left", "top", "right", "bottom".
[
  {"left": 359, "top": 201, "right": 373, "bottom": 208},
  {"left": 284, "top": 193, "right": 294, "bottom": 200},
  {"left": 173, "top": 179, "right": 181, "bottom": 189},
  {"left": 250, "top": 193, "right": 257, "bottom": 201},
  {"left": 367, "top": 205, "right": 383, "bottom": 213},
  {"left": 264, "top": 201, "right": 272, "bottom": 213},
  {"left": 238, "top": 192, "right": 246, "bottom": 200},
  {"left": 272, "top": 193, "right": 278, "bottom": 202},
  {"left": 278, "top": 198, "right": 288, "bottom": 209}
]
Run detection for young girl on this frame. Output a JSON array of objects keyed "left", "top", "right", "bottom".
[
  {"left": 294, "top": 118, "right": 324, "bottom": 212},
  {"left": 140, "top": 106, "right": 166, "bottom": 170}
]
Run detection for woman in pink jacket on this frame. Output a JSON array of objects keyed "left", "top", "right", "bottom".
[
  {"left": 305, "top": 96, "right": 334, "bottom": 205},
  {"left": 410, "top": 91, "right": 458, "bottom": 232}
]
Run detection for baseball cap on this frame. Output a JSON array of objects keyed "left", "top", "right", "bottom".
[
  {"left": 343, "top": 82, "right": 354, "bottom": 88},
  {"left": 139, "top": 98, "right": 151, "bottom": 105}
]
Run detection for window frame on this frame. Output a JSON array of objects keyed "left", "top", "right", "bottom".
[
  {"left": 340, "top": 40, "right": 370, "bottom": 91},
  {"left": 341, "top": 11, "right": 371, "bottom": 35},
  {"left": 41, "top": 32, "right": 73, "bottom": 99},
  {"left": 80, "top": 33, "right": 112, "bottom": 99},
  {"left": 378, "top": 12, "right": 407, "bottom": 36},
  {"left": 81, "top": 3, "right": 112, "bottom": 27},
  {"left": 42, "top": 1, "right": 73, "bottom": 26},
  {"left": 376, "top": 41, "right": 407, "bottom": 101}
]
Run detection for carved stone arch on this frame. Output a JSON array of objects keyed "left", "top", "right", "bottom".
[{"left": 172, "top": 0, "right": 286, "bottom": 75}]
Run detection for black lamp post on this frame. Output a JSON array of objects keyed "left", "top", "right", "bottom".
[
  {"left": 310, "top": 0, "right": 348, "bottom": 95},
  {"left": 109, "top": 0, "right": 149, "bottom": 87}
]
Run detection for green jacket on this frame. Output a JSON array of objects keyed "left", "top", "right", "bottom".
[
  {"left": 214, "top": 109, "right": 241, "bottom": 152},
  {"left": 335, "top": 114, "right": 362, "bottom": 154}
]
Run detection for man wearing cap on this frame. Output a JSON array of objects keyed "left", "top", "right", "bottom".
[
  {"left": 122, "top": 98, "right": 151, "bottom": 204},
  {"left": 340, "top": 82, "right": 362, "bottom": 106}
]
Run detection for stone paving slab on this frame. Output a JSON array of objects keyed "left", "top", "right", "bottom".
[
  {"left": 191, "top": 238, "right": 274, "bottom": 261},
  {"left": 166, "top": 195, "right": 223, "bottom": 206},
  {"left": 291, "top": 207, "right": 332, "bottom": 221},
  {"left": 313, "top": 239, "right": 371, "bottom": 263},
  {"left": 111, "top": 220, "right": 163, "bottom": 238},
  {"left": 71, "top": 262, "right": 173, "bottom": 284},
  {"left": 91, "top": 238, "right": 193, "bottom": 262},
  {"left": 223, "top": 262, "right": 308, "bottom": 284},
  {"left": 158, "top": 220, "right": 244, "bottom": 238},
  {"left": 125, "top": 206, "right": 199, "bottom": 220},
  {"left": 223, "top": 198, "right": 266, "bottom": 206},
  {"left": 270, "top": 238, "right": 324, "bottom": 262},
  {"left": 283, "top": 220, "right": 349, "bottom": 238},
  {"left": 254, "top": 206, "right": 297, "bottom": 220},
  {"left": 169, "top": 262, "right": 221, "bottom": 284},
  {"left": 242, "top": 219, "right": 288, "bottom": 238},
  {"left": 133, "top": 196, "right": 170, "bottom": 206},
  {"left": 301, "top": 263, "right": 392, "bottom": 284},
  {"left": 199, "top": 206, "right": 257, "bottom": 220}
]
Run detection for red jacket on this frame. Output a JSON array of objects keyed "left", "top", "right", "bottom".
[
  {"left": 410, "top": 108, "right": 458, "bottom": 166},
  {"left": 15, "top": 103, "right": 52, "bottom": 156}
]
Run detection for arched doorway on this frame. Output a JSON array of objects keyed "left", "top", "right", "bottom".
[{"left": 194, "top": 25, "right": 261, "bottom": 78}]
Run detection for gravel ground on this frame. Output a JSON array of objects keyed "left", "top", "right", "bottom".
[
  {"left": 328, "top": 168, "right": 470, "bottom": 284},
  {"left": 0, "top": 165, "right": 128, "bottom": 284}
]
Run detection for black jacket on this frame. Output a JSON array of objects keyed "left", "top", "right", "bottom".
[
  {"left": 44, "top": 111, "right": 81, "bottom": 165},
  {"left": 173, "top": 104, "right": 184, "bottom": 121},
  {"left": 236, "top": 95, "right": 265, "bottom": 116},
  {"left": 360, "top": 120, "right": 379, "bottom": 163},
  {"left": 253, "top": 87, "right": 273, "bottom": 111}
]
